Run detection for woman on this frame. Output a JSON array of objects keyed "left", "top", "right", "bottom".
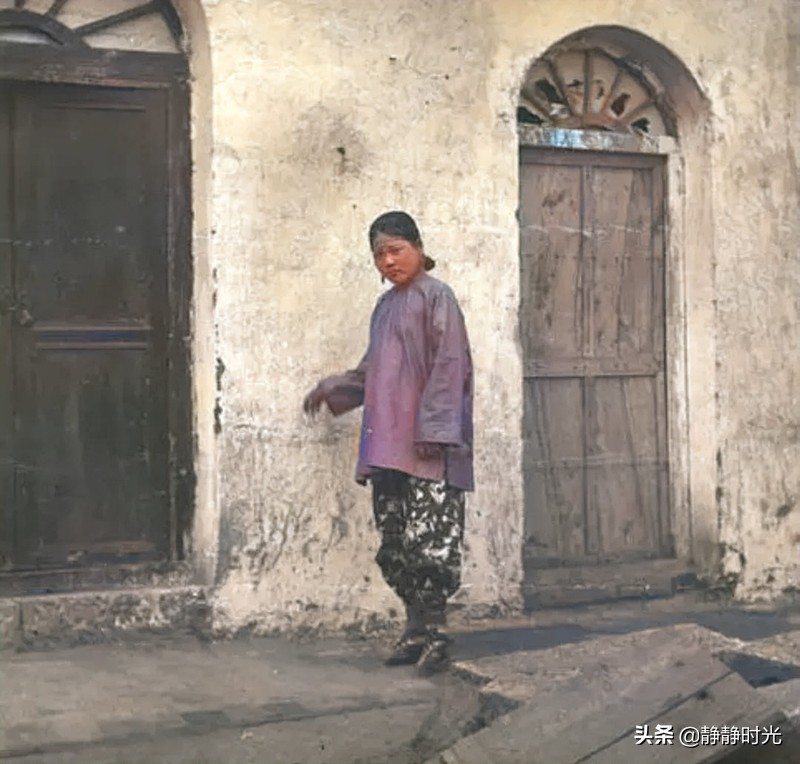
[{"left": 303, "top": 211, "right": 474, "bottom": 674}]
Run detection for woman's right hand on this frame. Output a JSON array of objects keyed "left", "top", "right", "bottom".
[
  {"left": 302, "top": 381, "right": 327, "bottom": 415},
  {"left": 303, "top": 373, "right": 365, "bottom": 417}
]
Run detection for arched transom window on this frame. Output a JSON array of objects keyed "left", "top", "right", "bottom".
[
  {"left": 519, "top": 46, "right": 673, "bottom": 136},
  {"left": 0, "top": 0, "right": 182, "bottom": 53}
]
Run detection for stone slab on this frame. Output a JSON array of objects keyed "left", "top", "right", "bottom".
[
  {"left": 452, "top": 623, "right": 745, "bottom": 705},
  {"left": 430, "top": 623, "right": 800, "bottom": 764},
  {"left": 436, "top": 651, "right": 784, "bottom": 763},
  {"left": 729, "top": 629, "right": 800, "bottom": 669},
  {"left": 759, "top": 679, "right": 800, "bottom": 720}
]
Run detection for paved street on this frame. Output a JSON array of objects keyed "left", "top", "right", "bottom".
[
  {"left": 0, "top": 632, "right": 480, "bottom": 764},
  {"left": 2, "top": 599, "right": 800, "bottom": 763}
]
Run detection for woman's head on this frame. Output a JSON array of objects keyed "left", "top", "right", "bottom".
[{"left": 368, "top": 211, "right": 435, "bottom": 287}]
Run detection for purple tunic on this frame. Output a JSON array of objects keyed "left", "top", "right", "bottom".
[{"left": 323, "top": 273, "right": 474, "bottom": 492}]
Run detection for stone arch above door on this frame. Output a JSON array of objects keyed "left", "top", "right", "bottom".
[
  {"left": 518, "top": 26, "right": 707, "bottom": 140},
  {"left": 519, "top": 45, "right": 673, "bottom": 136},
  {"left": 0, "top": 0, "right": 183, "bottom": 53}
]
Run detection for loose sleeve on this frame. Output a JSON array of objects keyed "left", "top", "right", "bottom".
[
  {"left": 323, "top": 350, "right": 368, "bottom": 416},
  {"left": 319, "top": 299, "right": 382, "bottom": 417},
  {"left": 415, "top": 292, "right": 472, "bottom": 446}
]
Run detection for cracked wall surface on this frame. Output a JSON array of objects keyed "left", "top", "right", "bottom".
[{"left": 172, "top": 0, "right": 800, "bottom": 633}]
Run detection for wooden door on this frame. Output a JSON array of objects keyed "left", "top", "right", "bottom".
[
  {"left": 0, "top": 82, "right": 171, "bottom": 571},
  {"left": 520, "top": 148, "right": 671, "bottom": 568}
]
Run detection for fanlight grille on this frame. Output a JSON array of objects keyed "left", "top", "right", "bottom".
[
  {"left": 0, "top": 0, "right": 182, "bottom": 53},
  {"left": 519, "top": 47, "right": 671, "bottom": 136}
]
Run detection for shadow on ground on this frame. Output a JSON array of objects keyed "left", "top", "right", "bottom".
[{"left": 450, "top": 608, "right": 796, "bottom": 664}]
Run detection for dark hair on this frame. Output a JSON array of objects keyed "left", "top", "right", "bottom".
[{"left": 368, "top": 210, "right": 435, "bottom": 270}]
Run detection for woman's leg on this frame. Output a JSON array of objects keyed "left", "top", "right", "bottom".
[
  {"left": 401, "top": 476, "right": 465, "bottom": 673},
  {"left": 372, "top": 470, "right": 466, "bottom": 669},
  {"left": 372, "top": 471, "right": 429, "bottom": 665},
  {"left": 372, "top": 470, "right": 414, "bottom": 609},
  {"left": 401, "top": 475, "right": 466, "bottom": 629}
]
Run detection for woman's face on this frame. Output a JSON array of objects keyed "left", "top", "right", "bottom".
[{"left": 372, "top": 233, "right": 425, "bottom": 287}]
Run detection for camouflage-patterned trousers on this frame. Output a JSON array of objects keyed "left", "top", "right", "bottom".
[{"left": 371, "top": 470, "right": 465, "bottom": 618}]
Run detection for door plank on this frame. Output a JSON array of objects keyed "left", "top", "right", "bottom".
[
  {"left": 586, "top": 164, "right": 658, "bottom": 363},
  {"left": 583, "top": 161, "right": 668, "bottom": 558},
  {"left": 523, "top": 378, "right": 586, "bottom": 561},
  {"left": 519, "top": 161, "right": 584, "bottom": 367}
]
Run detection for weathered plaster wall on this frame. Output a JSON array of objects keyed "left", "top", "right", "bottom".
[
  {"left": 709, "top": 0, "right": 800, "bottom": 599},
  {"left": 188, "top": 0, "right": 800, "bottom": 632},
  {"left": 201, "top": 0, "right": 522, "bottom": 633}
]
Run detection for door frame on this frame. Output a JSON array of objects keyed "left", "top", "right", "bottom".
[
  {"left": 0, "top": 44, "right": 194, "bottom": 574},
  {"left": 518, "top": 124, "right": 694, "bottom": 573}
]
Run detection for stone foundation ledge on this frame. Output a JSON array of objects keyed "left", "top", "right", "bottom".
[{"left": 0, "top": 587, "right": 211, "bottom": 651}]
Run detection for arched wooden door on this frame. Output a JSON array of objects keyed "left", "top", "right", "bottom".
[
  {"left": 0, "top": 2, "right": 192, "bottom": 588},
  {"left": 519, "top": 46, "right": 680, "bottom": 604}
]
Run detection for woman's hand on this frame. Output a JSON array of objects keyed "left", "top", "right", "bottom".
[{"left": 302, "top": 381, "right": 328, "bottom": 415}]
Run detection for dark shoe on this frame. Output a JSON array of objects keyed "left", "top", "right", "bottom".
[
  {"left": 384, "top": 632, "right": 427, "bottom": 667},
  {"left": 416, "top": 630, "right": 453, "bottom": 676}
]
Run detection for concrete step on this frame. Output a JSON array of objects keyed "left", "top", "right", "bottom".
[
  {"left": 522, "top": 557, "right": 713, "bottom": 609},
  {"left": 0, "top": 586, "right": 210, "bottom": 651}
]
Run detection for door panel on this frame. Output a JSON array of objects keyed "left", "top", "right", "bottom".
[
  {"left": 519, "top": 162, "right": 584, "bottom": 371},
  {"left": 523, "top": 378, "right": 586, "bottom": 563},
  {"left": 585, "top": 377, "right": 662, "bottom": 555},
  {"left": 13, "top": 86, "right": 166, "bottom": 324},
  {"left": 520, "top": 149, "right": 670, "bottom": 567},
  {"left": 4, "top": 83, "right": 170, "bottom": 569},
  {"left": 585, "top": 165, "right": 662, "bottom": 364}
]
